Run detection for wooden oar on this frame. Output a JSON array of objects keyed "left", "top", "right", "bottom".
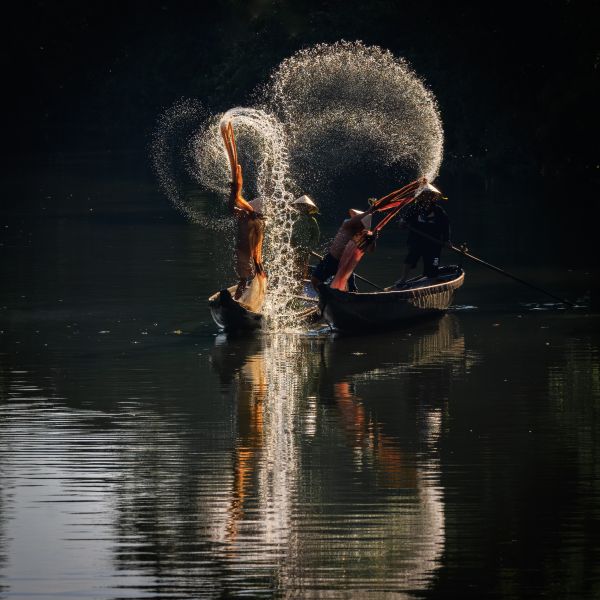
[
  {"left": 294, "top": 295, "right": 319, "bottom": 303},
  {"left": 271, "top": 292, "right": 319, "bottom": 303},
  {"left": 296, "top": 306, "right": 320, "bottom": 320},
  {"left": 405, "top": 225, "right": 574, "bottom": 307},
  {"left": 310, "top": 251, "right": 383, "bottom": 291}
]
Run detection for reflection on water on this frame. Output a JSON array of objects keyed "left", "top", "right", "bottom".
[
  {"left": 1, "top": 306, "right": 599, "bottom": 597},
  {"left": 1, "top": 171, "right": 600, "bottom": 597},
  {"left": 205, "top": 316, "right": 471, "bottom": 595},
  {"left": 0, "top": 315, "right": 470, "bottom": 598}
]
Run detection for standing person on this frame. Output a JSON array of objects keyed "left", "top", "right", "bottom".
[
  {"left": 397, "top": 182, "right": 450, "bottom": 284},
  {"left": 311, "top": 208, "right": 373, "bottom": 292},
  {"left": 221, "top": 122, "right": 267, "bottom": 301},
  {"left": 291, "top": 195, "right": 320, "bottom": 278}
]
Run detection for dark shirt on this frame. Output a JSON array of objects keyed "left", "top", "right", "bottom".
[
  {"left": 291, "top": 214, "right": 320, "bottom": 251},
  {"left": 405, "top": 204, "right": 450, "bottom": 248}
]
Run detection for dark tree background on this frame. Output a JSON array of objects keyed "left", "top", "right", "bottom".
[{"left": 3, "top": 0, "right": 598, "bottom": 256}]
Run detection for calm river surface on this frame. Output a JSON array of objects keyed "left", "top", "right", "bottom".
[{"left": 1, "top": 160, "right": 599, "bottom": 599}]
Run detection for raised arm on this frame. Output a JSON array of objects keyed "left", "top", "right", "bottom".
[
  {"left": 220, "top": 122, "right": 238, "bottom": 181},
  {"left": 220, "top": 121, "right": 255, "bottom": 214}
]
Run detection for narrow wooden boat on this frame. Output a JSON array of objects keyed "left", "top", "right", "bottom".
[
  {"left": 208, "top": 282, "right": 319, "bottom": 333},
  {"left": 208, "top": 286, "right": 263, "bottom": 332},
  {"left": 318, "top": 265, "right": 465, "bottom": 332}
]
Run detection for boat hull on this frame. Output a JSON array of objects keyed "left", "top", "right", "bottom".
[
  {"left": 319, "top": 267, "right": 465, "bottom": 332},
  {"left": 208, "top": 287, "right": 263, "bottom": 333},
  {"left": 208, "top": 282, "right": 320, "bottom": 333}
]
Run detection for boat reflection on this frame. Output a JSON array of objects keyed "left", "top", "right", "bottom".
[
  {"left": 208, "top": 315, "right": 473, "bottom": 593},
  {"left": 3, "top": 311, "right": 598, "bottom": 597},
  {"left": 210, "top": 333, "right": 320, "bottom": 561}
]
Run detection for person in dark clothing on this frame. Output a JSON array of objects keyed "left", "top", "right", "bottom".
[
  {"left": 397, "top": 182, "right": 450, "bottom": 283},
  {"left": 291, "top": 194, "right": 320, "bottom": 278}
]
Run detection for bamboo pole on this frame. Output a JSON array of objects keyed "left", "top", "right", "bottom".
[
  {"left": 405, "top": 225, "right": 574, "bottom": 307},
  {"left": 309, "top": 251, "right": 383, "bottom": 291}
]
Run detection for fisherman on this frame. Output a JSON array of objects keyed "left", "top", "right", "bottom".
[
  {"left": 397, "top": 182, "right": 450, "bottom": 284},
  {"left": 311, "top": 207, "right": 373, "bottom": 292},
  {"left": 221, "top": 122, "right": 266, "bottom": 301},
  {"left": 231, "top": 192, "right": 266, "bottom": 299},
  {"left": 291, "top": 194, "right": 320, "bottom": 278}
]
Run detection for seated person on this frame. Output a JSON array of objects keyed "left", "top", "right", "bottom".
[{"left": 311, "top": 208, "right": 373, "bottom": 292}]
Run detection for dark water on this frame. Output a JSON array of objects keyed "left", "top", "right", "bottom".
[{"left": 1, "top": 160, "right": 599, "bottom": 599}]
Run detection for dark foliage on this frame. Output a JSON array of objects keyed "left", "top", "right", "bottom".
[{"left": 4, "top": 0, "right": 598, "bottom": 245}]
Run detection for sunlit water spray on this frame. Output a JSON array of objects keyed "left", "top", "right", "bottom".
[
  {"left": 190, "top": 108, "right": 301, "bottom": 329},
  {"left": 152, "top": 99, "right": 218, "bottom": 226},
  {"left": 153, "top": 41, "right": 445, "bottom": 330},
  {"left": 261, "top": 41, "right": 444, "bottom": 201}
]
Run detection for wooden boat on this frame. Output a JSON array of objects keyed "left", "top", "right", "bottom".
[
  {"left": 318, "top": 265, "right": 465, "bottom": 332},
  {"left": 208, "top": 282, "right": 319, "bottom": 333},
  {"left": 209, "top": 285, "right": 264, "bottom": 332}
]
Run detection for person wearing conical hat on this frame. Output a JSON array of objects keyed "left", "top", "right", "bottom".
[
  {"left": 221, "top": 122, "right": 267, "bottom": 301},
  {"left": 291, "top": 195, "right": 321, "bottom": 278},
  {"left": 397, "top": 181, "right": 450, "bottom": 285}
]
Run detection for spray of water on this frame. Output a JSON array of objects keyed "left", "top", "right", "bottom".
[
  {"left": 260, "top": 41, "right": 444, "bottom": 201},
  {"left": 190, "top": 107, "right": 301, "bottom": 329},
  {"left": 153, "top": 41, "right": 445, "bottom": 330},
  {"left": 151, "top": 98, "right": 211, "bottom": 224}
]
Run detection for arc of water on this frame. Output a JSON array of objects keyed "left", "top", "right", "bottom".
[{"left": 191, "top": 107, "right": 302, "bottom": 329}]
